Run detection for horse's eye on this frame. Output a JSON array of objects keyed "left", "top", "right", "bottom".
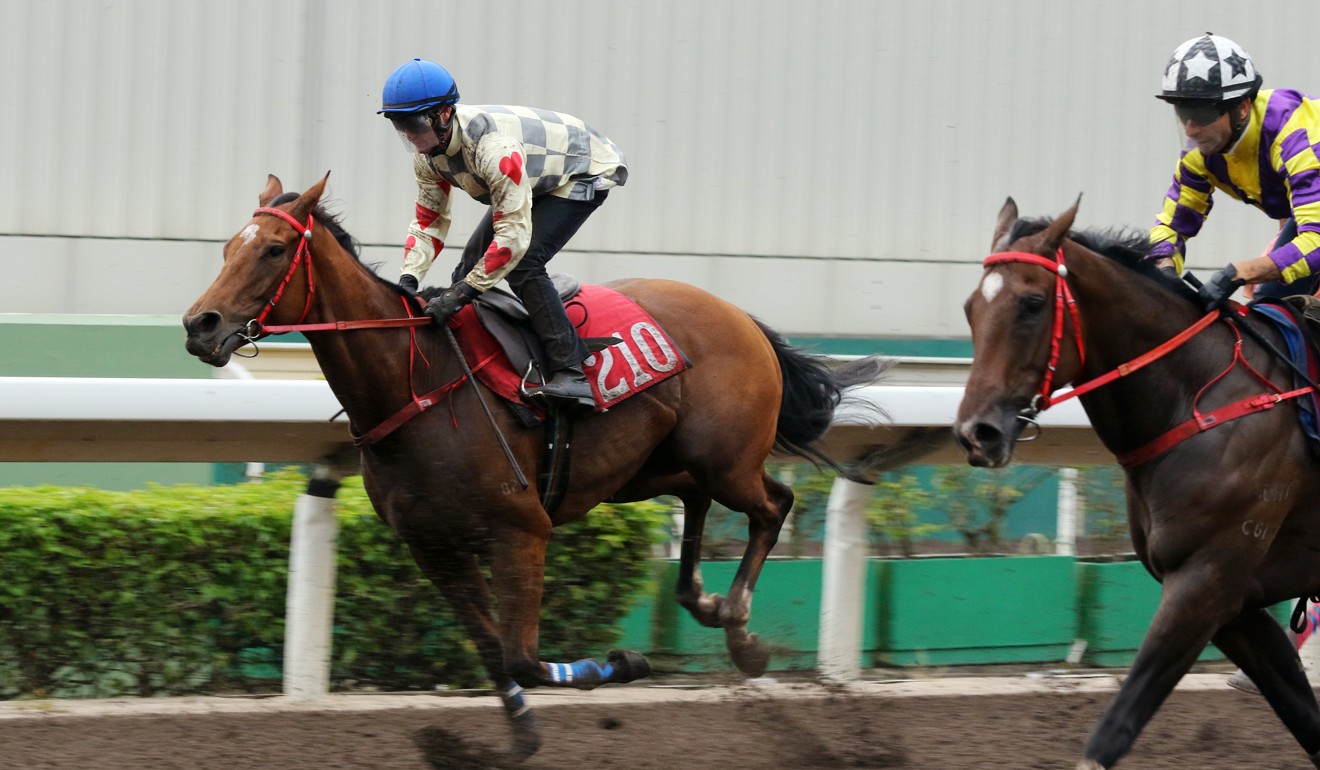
[
  {"left": 263, "top": 244, "right": 286, "bottom": 259},
  {"left": 1019, "top": 294, "right": 1046, "bottom": 315}
]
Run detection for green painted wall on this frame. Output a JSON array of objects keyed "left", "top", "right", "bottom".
[
  {"left": 788, "top": 335, "right": 973, "bottom": 358},
  {"left": 618, "top": 556, "right": 1283, "bottom": 672},
  {"left": 624, "top": 556, "right": 1077, "bottom": 673},
  {"left": 869, "top": 555, "right": 1077, "bottom": 666}
]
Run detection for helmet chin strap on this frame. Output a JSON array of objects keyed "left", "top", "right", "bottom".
[
  {"left": 427, "top": 111, "right": 454, "bottom": 157},
  {"left": 1223, "top": 98, "right": 1252, "bottom": 152}
]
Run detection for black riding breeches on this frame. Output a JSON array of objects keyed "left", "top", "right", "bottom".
[{"left": 453, "top": 193, "right": 607, "bottom": 371}]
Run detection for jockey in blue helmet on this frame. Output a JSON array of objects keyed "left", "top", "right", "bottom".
[
  {"left": 378, "top": 58, "right": 629, "bottom": 410},
  {"left": 378, "top": 58, "right": 460, "bottom": 155}
]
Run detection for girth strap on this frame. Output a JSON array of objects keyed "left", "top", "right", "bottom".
[{"left": 538, "top": 413, "right": 574, "bottom": 515}]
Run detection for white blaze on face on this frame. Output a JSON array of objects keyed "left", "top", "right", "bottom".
[
  {"left": 980, "top": 272, "right": 1004, "bottom": 303},
  {"left": 240, "top": 224, "right": 259, "bottom": 245}
]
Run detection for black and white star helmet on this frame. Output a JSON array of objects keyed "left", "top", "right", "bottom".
[{"left": 1158, "top": 33, "right": 1261, "bottom": 102}]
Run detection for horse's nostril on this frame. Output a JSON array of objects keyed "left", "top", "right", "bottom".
[
  {"left": 185, "top": 311, "right": 222, "bottom": 336},
  {"left": 973, "top": 422, "right": 1003, "bottom": 447}
]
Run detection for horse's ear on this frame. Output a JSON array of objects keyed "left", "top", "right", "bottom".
[
  {"left": 258, "top": 175, "right": 283, "bottom": 207},
  {"left": 289, "top": 172, "right": 332, "bottom": 221},
  {"left": 991, "top": 197, "right": 1019, "bottom": 251},
  {"left": 1040, "top": 195, "right": 1083, "bottom": 253}
]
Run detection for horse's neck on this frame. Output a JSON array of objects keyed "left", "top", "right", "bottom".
[
  {"left": 300, "top": 245, "right": 458, "bottom": 429},
  {"left": 1067, "top": 253, "right": 1227, "bottom": 442},
  {"left": 1072, "top": 258, "right": 1203, "bottom": 368}
]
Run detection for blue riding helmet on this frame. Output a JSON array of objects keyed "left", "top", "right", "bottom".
[{"left": 378, "top": 58, "right": 460, "bottom": 115}]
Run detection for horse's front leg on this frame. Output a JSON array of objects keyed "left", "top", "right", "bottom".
[
  {"left": 407, "top": 542, "right": 542, "bottom": 761},
  {"left": 487, "top": 521, "right": 652, "bottom": 692},
  {"left": 1216, "top": 606, "right": 1320, "bottom": 764},
  {"left": 1079, "top": 561, "right": 1241, "bottom": 769}
]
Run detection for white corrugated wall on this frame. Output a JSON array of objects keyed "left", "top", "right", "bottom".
[{"left": 0, "top": 0, "right": 1313, "bottom": 337}]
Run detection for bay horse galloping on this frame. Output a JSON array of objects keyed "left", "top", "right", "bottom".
[
  {"left": 183, "top": 175, "right": 886, "bottom": 758},
  {"left": 956, "top": 197, "right": 1320, "bottom": 769}
]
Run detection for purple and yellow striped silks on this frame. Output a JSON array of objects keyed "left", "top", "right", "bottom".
[{"left": 1150, "top": 88, "right": 1320, "bottom": 282}]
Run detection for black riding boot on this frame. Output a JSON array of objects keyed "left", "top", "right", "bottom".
[{"left": 515, "top": 275, "right": 595, "bottom": 409}]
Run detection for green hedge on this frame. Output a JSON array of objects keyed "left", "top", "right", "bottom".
[{"left": 0, "top": 471, "right": 667, "bottom": 699}]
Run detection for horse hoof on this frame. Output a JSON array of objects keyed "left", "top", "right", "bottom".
[
  {"left": 1076, "top": 761, "right": 1105, "bottom": 770},
  {"left": 607, "top": 649, "right": 652, "bottom": 683},
  {"left": 510, "top": 711, "right": 542, "bottom": 761},
  {"left": 729, "top": 632, "right": 770, "bottom": 677},
  {"left": 510, "top": 731, "right": 542, "bottom": 762}
]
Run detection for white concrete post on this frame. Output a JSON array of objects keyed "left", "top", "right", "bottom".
[
  {"left": 1056, "top": 467, "right": 1079, "bottom": 557},
  {"left": 668, "top": 499, "right": 685, "bottom": 560},
  {"left": 818, "top": 476, "right": 872, "bottom": 682},
  {"left": 283, "top": 466, "right": 342, "bottom": 700},
  {"left": 778, "top": 466, "right": 797, "bottom": 545}
]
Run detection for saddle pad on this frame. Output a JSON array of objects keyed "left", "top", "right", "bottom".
[
  {"left": 1249, "top": 301, "right": 1320, "bottom": 449},
  {"left": 449, "top": 283, "right": 689, "bottom": 413}
]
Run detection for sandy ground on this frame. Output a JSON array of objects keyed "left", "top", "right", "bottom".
[{"left": 0, "top": 672, "right": 1312, "bottom": 769}]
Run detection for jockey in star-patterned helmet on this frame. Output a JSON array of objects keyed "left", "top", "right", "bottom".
[
  {"left": 1148, "top": 33, "right": 1320, "bottom": 312},
  {"left": 1156, "top": 33, "right": 1261, "bottom": 144}
]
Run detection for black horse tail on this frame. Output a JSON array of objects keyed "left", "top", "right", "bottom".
[{"left": 754, "top": 319, "right": 893, "bottom": 470}]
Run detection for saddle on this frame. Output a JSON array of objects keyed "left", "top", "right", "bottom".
[
  {"left": 1249, "top": 295, "right": 1320, "bottom": 459},
  {"left": 1283, "top": 293, "right": 1320, "bottom": 337},
  {"left": 471, "top": 274, "right": 613, "bottom": 388}
]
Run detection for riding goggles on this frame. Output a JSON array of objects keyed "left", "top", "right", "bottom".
[
  {"left": 1173, "top": 101, "right": 1231, "bottom": 128},
  {"left": 385, "top": 111, "right": 443, "bottom": 154}
]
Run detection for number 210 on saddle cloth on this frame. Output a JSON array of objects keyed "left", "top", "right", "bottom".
[{"left": 448, "top": 283, "right": 690, "bottom": 413}]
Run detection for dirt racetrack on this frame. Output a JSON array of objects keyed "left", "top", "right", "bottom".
[{"left": 0, "top": 672, "right": 1311, "bottom": 770}]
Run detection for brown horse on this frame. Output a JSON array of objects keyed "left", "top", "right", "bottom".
[
  {"left": 955, "top": 197, "right": 1320, "bottom": 769},
  {"left": 183, "top": 174, "right": 886, "bottom": 758}
]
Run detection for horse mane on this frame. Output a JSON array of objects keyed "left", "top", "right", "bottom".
[
  {"left": 1007, "top": 217, "right": 1200, "bottom": 304},
  {"left": 270, "top": 191, "right": 414, "bottom": 299}
]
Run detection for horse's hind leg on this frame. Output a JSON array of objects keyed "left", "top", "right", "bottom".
[
  {"left": 408, "top": 544, "right": 541, "bottom": 760},
  {"left": 708, "top": 470, "right": 794, "bottom": 677},
  {"left": 1214, "top": 607, "right": 1320, "bottom": 761},
  {"left": 609, "top": 475, "right": 723, "bottom": 627},
  {"left": 674, "top": 490, "right": 725, "bottom": 627}
]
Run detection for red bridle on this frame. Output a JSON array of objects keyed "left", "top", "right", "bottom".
[
  {"left": 981, "top": 248, "right": 1084, "bottom": 411},
  {"left": 248, "top": 206, "right": 317, "bottom": 334}
]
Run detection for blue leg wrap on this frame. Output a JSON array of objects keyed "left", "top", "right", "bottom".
[
  {"left": 545, "top": 659, "right": 615, "bottom": 687},
  {"left": 501, "top": 682, "right": 530, "bottom": 718}
]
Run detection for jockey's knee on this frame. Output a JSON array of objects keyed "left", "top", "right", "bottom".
[{"left": 506, "top": 264, "right": 551, "bottom": 293}]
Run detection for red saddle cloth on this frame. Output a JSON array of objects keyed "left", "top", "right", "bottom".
[{"left": 449, "top": 284, "right": 688, "bottom": 412}]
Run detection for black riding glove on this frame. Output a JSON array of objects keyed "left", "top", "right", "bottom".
[
  {"left": 425, "top": 281, "right": 480, "bottom": 325},
  {"left": 1197, "top": 263, "right": 1245, "bottom": 311},
  {"left": 398, "top": 274, "right": 419, "bottom": 295},
  {"left": 1157, "top": 264, "right": 1181, "bottom": 283}
]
